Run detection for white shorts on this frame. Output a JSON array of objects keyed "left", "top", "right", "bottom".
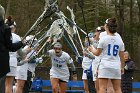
[
  {"left": 50, "top": 73, "right": 69, "bottom": 82},
  {"left": 92, "top": 61, "right": 99, "bottom": 81},
  {"left": 82, "top": 70, "right": 96, "bottom": 81},
  {"left": 15, "top": 63, "right": 28, "bottom": 80},
  {"left": 6, "top": 66, "right": 17, "bottom": 76},
  {"left": 15, "top": 70, "right": 27, "bottom": 80},
  {"left": 82, "top": 70, "right": 87, "bottom": 80},
  {"left": 98, "top": 68, "right": 121, "bottom": 79}
]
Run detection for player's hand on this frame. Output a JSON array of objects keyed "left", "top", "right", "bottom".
[
  {"left": 46, "top": 37, "right": 52, "bottom": 43},
  {"left": 24, "top": 57, "right": 29, "bottom": 62},
  {"left": 83, "top": 50, "right": 87, "bottom": 56},
  {"left": 88, "top": 45, "right": 94, "bottom": 52},
  {"left": 25, "top": 46, "right": 32, "bottom": 53}
]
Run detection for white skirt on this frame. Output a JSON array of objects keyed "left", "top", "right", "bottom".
[
  {"left": 15, "top": 70, "right": 27, "bottom": 80},
  {"left": 92, "top": 61, "right": 99, "bottom": 81},
  {"left": 15, "top": 63, "right": 28, "bottom": 80},
  {"left": 50, "top": 74, "right": 69, "bottom": 82},
  {"left": 82, "top": 70, "right": 87, "bottom": 80},
  {"left": 6, "top": 66, "right": 17, "bottom": 76},
  {"left": 98, "top": 68, "right": 121, "bottom": 79},
  {"left": 50, "top": 68, "right": 70, "bottom": 82},
  {"left": 82, "top": 70, "right": 96, "bottom": 81}
]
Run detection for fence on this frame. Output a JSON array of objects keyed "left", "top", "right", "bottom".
[
  {"left": 35, "top": 67, "right": 140, "bottom": 91},
  {"left": 35, "top": 67, "right": 140, "bottom": 81}
]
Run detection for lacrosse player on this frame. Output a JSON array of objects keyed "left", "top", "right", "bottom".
[
  {"left": 44, "top": 39, "right": 77, "bottom": 93},
  {"left": 88, "top": 18, "right": 125, "bottom": 93}
]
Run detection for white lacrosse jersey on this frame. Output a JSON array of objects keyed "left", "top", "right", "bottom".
[
  {"left": 48, "top": 49, "right": 73, "bottom": 80},
  {"left": 98, "top": 35, "right": 125, "bottom": 70},
  {"left": 82, "top": 39, "right": 98, "bottom": 70},
  {"left": 99, "top": 31, "right": 122, "bottom": 41},
  {"left": 99, "top": 31, "right": 124, "bottom": 64},
  {"left": 9, "top": 33, "right": 21, "bottom": 67},
  {"left": 82, "top": 56, "right": 93, "bottom": 70}
]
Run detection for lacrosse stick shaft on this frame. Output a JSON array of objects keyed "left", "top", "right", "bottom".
[
  {"left": 22, "top": 9, "right": 47, "bottom": 40},
  {"left": 63, "top": 35, "right": 78, "bottom": 56},
  {"left": 76, "top": 28, "right": 84, "bottom": 50},
  {"left": 36, "top": 40, "right": 49, "bottom": 55},
  {"left": 77, "top": 0, "right": 91, "bottom": 45},
  {"left": 68, "top": 35, "right": 80, "bottom": 57},
  {"left": 65, "top": 17, "right": 87, "bottom": 35}
]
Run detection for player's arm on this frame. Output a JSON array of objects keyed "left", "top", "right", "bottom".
[
  {"left": 69, "top": 62, "right": 77, "bottom": 80},
  {"left": 67, "top": 56, "right": 77, "bottom": 80},
  {"left": 86, "top": 50, "right": 95, "bottom": 59},
  {"left": 17, "top": 57, "right": 29, "bottom": 66},
  {"left": 88, "top": 37, "right": 103, "bottom": 56},
  {"left": 43, "top": 37, "right": 52, "bottom": 56},
  {"left": 119, "top": 51, "right": 125, "bottom": 74},
  {"left": 88, "top": 45, "right": 102, "bottom": 56}
]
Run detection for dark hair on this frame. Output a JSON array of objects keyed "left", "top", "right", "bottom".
[
  {"left": 7, "top": 16, "right": 12, "bottom": 21},
  {"left": 106, "top": 18, "right": 117, "bottom": 33}
]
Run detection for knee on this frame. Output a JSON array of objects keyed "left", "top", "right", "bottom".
[
  {"left": 59, "top": 89, "right": 66, "bottom": 93},
  {"left": 84, "top": 86, "right": 89, "bottom": 92},
  {"left": 99, "top": 86, "right": 107, "bottom": 91},
  {"left": 16, "top": 84, "right": 24, "bottom": 89},
  {"left": 113, "top": 86, "right": 121, "bottom": 91},
  {"left": 52, "top": 86, "right": 58, "bottom": 92}
]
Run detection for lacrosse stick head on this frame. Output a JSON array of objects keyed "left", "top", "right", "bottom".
[
  {"left": 77, "top": 0, "right": 84, "bottom": 8},
  {"left": 25, "top": 35, "right": 37, "bottom": 45},
  {"left": 44, "top": 0, "right": 57, "bottom": 9},
  {"left": 46, "top": 19, "right": 63, "bottom": 41}
]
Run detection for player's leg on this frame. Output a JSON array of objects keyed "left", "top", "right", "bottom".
[
  {"left": 95, "top": 78, "right": 99, "bottom": 93},
  {"left": 22, "top": 70, "right": 32, "bottom": 93},
  {"left": 59, "top": 80, "right": 67, "bottom": 93},
  {"left": 50, "top": 78, "right": 59, "bottom": 93},
  {"left": 15, "top": 79, "right": 26, "bottom": 93},
  {"left": 107, "top": 79, "right": 115, "bottom": 93},
  {"left": 111, "top": 79, "right": 122, "bottom": 93},
  {"left": 82, "top": 70, "right": 89, "bottom": 93},
  {"left": 98, "top": 78, "right": 108, "bottom": 93},
  {"left": 5, "top": 76, "right": 14, "bottom": 93}
]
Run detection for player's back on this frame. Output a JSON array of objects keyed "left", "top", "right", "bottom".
[{"left": 98, "top": 35, "right": 124, "bottom": 69}]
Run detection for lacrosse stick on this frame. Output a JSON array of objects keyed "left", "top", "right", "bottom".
[
  {"left": 27, "top": 18, "right": 65, "bottom": 59},
  {"left": 77, "top": 0, "right": 96, "bottom": 92},
  {"left": 55, "top": 11, "right": 81, "bottom": 55},
  {"left": 67, "top": 6, "right": 84, "bottom": 51},
  {"left": 55, "top": 11, "right": 87, "bottom": 35},
  {"left": 22, "top": 0, "right": 58, "bottom": 40}
]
